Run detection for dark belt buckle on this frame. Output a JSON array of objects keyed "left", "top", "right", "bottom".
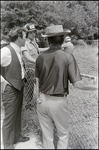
[{"left": 51, "top": 94, "right": 64, "bottom": 97}]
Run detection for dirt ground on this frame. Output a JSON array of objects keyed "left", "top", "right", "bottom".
[{"left": 1, "top": 107, "right": 43, "bottom": 149}]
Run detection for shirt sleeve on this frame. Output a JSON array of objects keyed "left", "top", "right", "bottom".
[
  {"left": 24, "top": 41, "right": 30, "bottom": 51},
  {"left": 68, "top": 54, "right": 82, "bottom": 83},
  {"left": 21, "top": 46, "right": 28, "bottom": 53},
  {"left": 1, "top": 47, "right": 11, "bottom": 67}
]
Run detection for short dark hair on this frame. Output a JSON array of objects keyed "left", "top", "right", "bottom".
[
  {"left": 26, "top": 32, "right": 29, "bottom": 38},
  {"left": 48, "top": 35, "right": 64, "bottom": 45},
  {"left": 8, "top": 27, "right": 26, "bottom": 42}
]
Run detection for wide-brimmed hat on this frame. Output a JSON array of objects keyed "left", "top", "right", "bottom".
[
  {"left": 24, "top": 24, "right": 36, "bottom": 32},
  {"left": 41, "top": 25, "right": 71, "bottom": 37}
]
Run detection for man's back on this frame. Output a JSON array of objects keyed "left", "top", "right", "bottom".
[{"left": 35, "top": 45, "right": 81, "bottom": 95}]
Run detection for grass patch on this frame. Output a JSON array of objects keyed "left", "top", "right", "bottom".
[{"left": 22, "top": 44, "right": 98, "bottom": 149}]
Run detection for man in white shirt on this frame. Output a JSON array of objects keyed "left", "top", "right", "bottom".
[{"left": 1, "top": 27, "right": 35, "bottom": 149}]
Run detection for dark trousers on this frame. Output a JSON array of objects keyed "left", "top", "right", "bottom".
[{"left": 2, "top": 84, "right": 23, "bottom": 149}]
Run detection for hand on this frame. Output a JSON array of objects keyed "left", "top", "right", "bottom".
[
  {"left": 37, "top": 98, "right": 42, "bottom": 104},
  {"left": 33, "top": 78, "right": 36, "bottom": 84},
  {"left": 93, "top": 77, "right": 98, "bottom": 83},
  {"left": 93, "top": 77, "right": 98, "bottom": 89}
]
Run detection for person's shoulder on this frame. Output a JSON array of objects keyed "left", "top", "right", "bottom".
[
  {"left": 57, "top": 49, "right": 71, "bottom": 57},
  {"left": 1, "top": 45, "right": 11, "bottom": 56},
  {"left": 58, "top": 49, "right": 69, "bottom": 54},
  {"left": 61, "top": 49, "right": 74, "bottom": 57},
  {"left": 1, "top": 45, "right": 10, "bottom": 52}
]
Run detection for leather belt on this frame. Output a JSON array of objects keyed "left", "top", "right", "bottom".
[{"left": 50, "top": 94, "right": 67, "bottom": 97}]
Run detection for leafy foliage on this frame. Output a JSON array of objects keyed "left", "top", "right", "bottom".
[{"left": 1, "top": 1, "right": 98, "bottom": 41}]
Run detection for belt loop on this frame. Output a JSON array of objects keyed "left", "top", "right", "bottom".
[
  {"left": 22, "top": 78, "right": 27, "bottom": 84},
  {"left": 64, "top": 93, "right": 67, "bottom": 97}
]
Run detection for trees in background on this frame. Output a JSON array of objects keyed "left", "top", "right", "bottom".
[{"left": 1, "top": 1, "right": 98, "bottom": 41}]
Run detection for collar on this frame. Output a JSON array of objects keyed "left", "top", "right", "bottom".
[
  {"left": 10, "top": 42, "right": 21, "bottom": 54},
  {"left": 27, "top": 38, "right": 36, "bottom": 44},
  {"left": 44, "top": 45, "right": 62, "bottom": 53}
]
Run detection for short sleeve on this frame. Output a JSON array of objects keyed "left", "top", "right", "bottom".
[
  {"left": 68, "top": 54, "right": 82, "bottom": 83},
  {"left": 1, "top": 47, "right": 11, "bottom": 66},
  {"left": 21, "top": 46, "right": 28, "bottom": 53}
]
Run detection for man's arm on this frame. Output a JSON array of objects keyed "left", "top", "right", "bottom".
[
  {"left": 39, "top": 47, "right": 49, "bottom": 53},
  {"left": 67, "top": 54, "right": 98, "bottom": 91},
  {"left": 73, "top": 79, "right": 98, "bottom": 91},
  {"left": 35, "top": 77, "right": 39, "bottom": 99},
  {"left": 35, "top": 77, "right": 42, "bottom": 103}
]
